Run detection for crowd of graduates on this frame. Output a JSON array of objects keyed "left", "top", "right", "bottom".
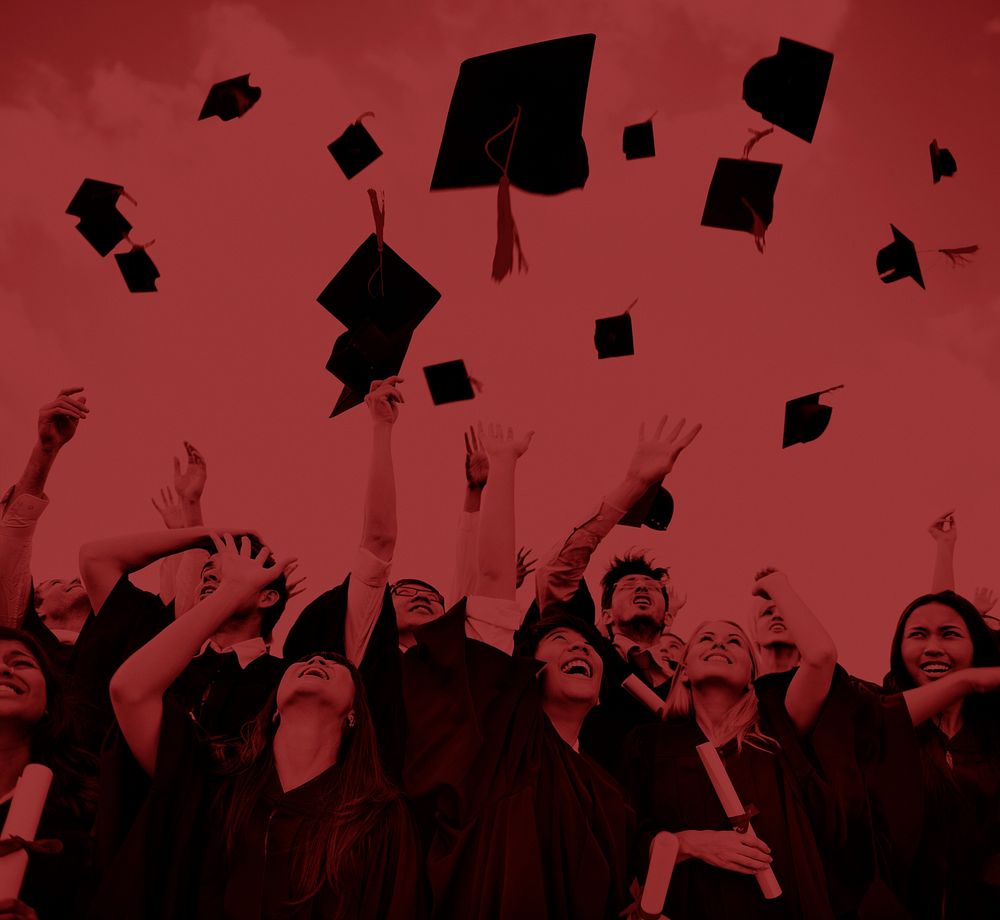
[{"left": 1, "top": 381, "right": 999, "bottom": 920}]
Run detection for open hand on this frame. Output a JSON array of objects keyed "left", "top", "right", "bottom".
[
  {"left": 476, "top": 421, "right": 534, "bottom": 461},
  {"left": 207, "top": 533, "right": 296, "bottom": 602},
  {"left": 173, "top": 442, "right": 207, "bottom": 503},
  {"left": 515, "top": 546, "right": 538, "bottom": 589},
  {"left": 973, "top": 586, "right": 997, "bottom": 617},
  {"left": 464, "top": 425, "right": 490, "bottom": 488},
  {"left": 37, "top": 387, "right": 89, "bottom": 451},
  {"left": 677, "top": 829, "right": 772, "bottom": 875},
  {"left": 365, "top": 376, "right": 404, "bottom": 425},
  {"left": 626, "top": 415, "right": 702, "bottom": 486},
  {"left": 151, "top": 486, "right": 185, "bottom": 529}
]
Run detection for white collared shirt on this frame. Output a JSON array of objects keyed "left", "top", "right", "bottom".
[{"left": 197, "top": 635, "right": 271, "bottom": 670}]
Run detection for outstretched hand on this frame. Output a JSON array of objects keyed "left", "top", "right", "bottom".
[
  {"left": 37, "top": 387, "right": 89, "bottom": 451},
  {"left": 207, "top": 533, "right": 296, "bottom": 602},
  {"left": 973, "top": 586, "right": 997, "bottom": 617},
  {"left": 515, "top": 546, "right": 538, "bottom": 589},
  {"left": 173, "top": 442, "right": 207, "bottom": 503},
  {"left": 365, "top": 376, "right": 405, "bottom": 425},
  {"left": 626, "top": 415, "right": 702, "bottom": 486},
  {"left": 464, "top": 425, "right": 490, "bottom": 488},
  {"left": 151, "top": 486, "right": 185, "bottom": 529},
  {"left": 928, "top": 510, "right": 957, "bottom": 546},
  {"left": 476, "top": 421, "right": 534, "bottom": 461}
]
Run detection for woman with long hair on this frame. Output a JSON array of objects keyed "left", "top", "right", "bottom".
[
  {"left": 0, "top": 626, "right": 97, "bottom": 919},
  {"left": 620, "top": 570, "right": 841, "bottom": 919},
  {"left": 877, "top": 590, "right": 1000, "bottom": 918},
  {"left": 92, "top": 534, "right": 424, "bottom": 920}
]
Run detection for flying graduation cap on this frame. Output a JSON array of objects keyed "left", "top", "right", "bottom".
[
  {"left": 423, "top": 359, "right": 479, "bottom": 405},
  {"left": 318, "top": 190, "right": 441, "bottom": 416},
  {"left": 742, "top": 37, "right": 834, "bottom": 143},
  {"left": 876, "top": 224, "right": 979, "bottom": 290},
  {"left": 782, "top": 385, "right": 843, "bottom": 449},
  {"left": 198, "top": 74, "right": 262, "bottom": 121},
  {"left": 620, "top": 482, "right": 675, "bottom": 531},
  {"left": 66, "top": 178, "right": 135, "bottom": 257},
  {"left": 114, "top": 245, "right": 159, "bottom": 293},
  {"left": 430, "top": 33, "right": 596, "bottom": 281},
  {"left": 328, "top": 112, "right": 383, "bottom": 179},
  {"left": 929, "top": 139, "right": 957, "bottom": 184},
  {"left": 623, "top": 118, "right": 655, "bottom": 160},
  {"left": 594, "top": 298, "right": 637, "bottom": 359},
  {"left": 701, "top": 158, "right": 782, "bottom": 252}
]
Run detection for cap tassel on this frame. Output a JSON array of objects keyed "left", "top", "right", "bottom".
[
  {"left": 739, "top": 196, "right": 767, "bottom": 253},
  {"left": 937, "top": 244, "right": 979, "bottom": 267},
  {"left": 366, "top": 188, "right": 386, "bottom": 297},
  {"left": 355, "top": 110, "right": 375, "bottom": 126},
  {"left": 742, "top": 126, "right": 774, "bottom": 160},
  {"left": 486, "top": 106, "right": 528, "bottom": 282}
]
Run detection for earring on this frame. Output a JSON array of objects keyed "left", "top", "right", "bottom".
[
  {"left": 271, "top": 710, "right": 281, "bottom": 725},
  {"left": 346, "top": 712, "right": 356, "bottom": 729}
]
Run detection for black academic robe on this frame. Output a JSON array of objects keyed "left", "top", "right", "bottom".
[
  {"left": 282, "top": 575, "right": 406, "bottom": 779},
  {"left": 90, "top": 696, "right": 426, "bottom": 920},
  {"left": 620, "top": 677, "right": 839, "bottom": 920},
  {"left": 403, "top": 605, "right": 636, "bottom": 920}
]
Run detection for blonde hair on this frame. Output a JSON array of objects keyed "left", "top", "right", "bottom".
[{"left": 662, "top": 619, "right": 776, "bottom": 753}]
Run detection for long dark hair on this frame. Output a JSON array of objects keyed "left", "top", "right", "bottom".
[
  {"left": 218, "top": 652, "right": 401, "bottom": 915},
  {"left": 0, "top": 627, "right": 97, "bottom": 819}
]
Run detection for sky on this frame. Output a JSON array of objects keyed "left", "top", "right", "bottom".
[{"left": 2, "top": 0, "right": 998, "bottom": 680}]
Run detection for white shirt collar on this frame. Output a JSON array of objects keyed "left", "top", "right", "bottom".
[{"left": 197, "top": 636, "right": 269, "bottom": 669}]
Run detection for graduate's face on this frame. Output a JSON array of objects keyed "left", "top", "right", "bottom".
[
  {"left": 753, "top": 602, "right": 793, "bottom": 649},
  {"left": 900, "top": 603, "right": 975, "bottom": 686},
  {"left": 534, "top": 628, "right": 603, "bottom": 706},
  {"left": 657, "top": 633, "right": 686, "bottom": 674},
  {"left": 276, "top": 655, "right": 355, "bottom": 719},
  {"left": 682, "top": 621, "right": 754, "bottom": 690},
  {"left": 0, "top": 640, "right": 47, "bottom": 727},
  {"left": 34, "top": 577, "right": 89, "bottom": 628},
  {"left": 604, "top": 575, "right": 668, "bottom": 634},
  {"left": 391, "top": 581, "right": 446, "bottom": 633}
]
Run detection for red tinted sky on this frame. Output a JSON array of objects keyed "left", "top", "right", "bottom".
[{"left": 2, "top": 1, "right": 998, "bottom": 679}]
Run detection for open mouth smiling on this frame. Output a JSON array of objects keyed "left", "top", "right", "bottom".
[
  {"left": 559, "top": 657, "right": 593, "bottom": 678},
  {"left": 299, "top": 665, "right": 330, "bottom": 680},
  {"left": 920, "top": 660, "right": 951, "bottom": 677},
  {"left": 0, "top": 680, "right": 25, "bottom": 696},
  {"left": 703, "top": 652, "right": 733, "bottom": 664}
]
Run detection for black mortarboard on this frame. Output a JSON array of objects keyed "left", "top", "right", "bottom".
[
  {"left": 929, "top": 139, "right": 957, "bottom": 184},
  {"left": 317, "top": 234, "right": 441, "bottom": 336},
  {"left": 423, "top": 360, "right": 476, "bottom": 405},
  {"left": 430, "top": 33, "right": 596, "bottom": 195},
  {"left": 66, "top": 179, "right": 133, "bottom": 256},
  {"left": 328, "top": 116, "right": 383, "bottom": 179},
  {"left": 620, "top": 483, "right": 675, "bottom": 531},
  {"left": 114, "top": 246, "right": 159, "bottom": 293},
  {"left": 326, "top": 324, "right": 413, "bottom": 418},
  {"left": 701, "top": 158, "right": 782, "bottom": 237},
  {"left": 198, "top": 74, "right": 262, "bottom": 121},
  {"left": 782, "top": 385, "right": 843, "bottom": 448},
  {"left": 594, "top": 310, "right": 634, "bottom": 359},
  {"left": 743, "top": 37, "right": 834, "bottom": 143},
  {"left": 623, "top": 119, "right": 655, "bottom": 160},
  {"left": 876, "top": 224, "right": 925, "bottom": 289}
]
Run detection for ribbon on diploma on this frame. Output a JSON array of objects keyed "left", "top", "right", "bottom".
[
  {"left": 0, "top": 835, "right": 63, "bottom": 857},
  {"left": 727, "top": 803, "right": 760, "bottom": 834}
]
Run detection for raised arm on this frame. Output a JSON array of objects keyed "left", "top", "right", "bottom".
[
  {"left": 451, "top": 426, "right": 488, "bottom": 600},
  {"left": 169, "top": 442, "right": 210, "bottom": 615},
  {"left": 928, "top": 510, "right": 957, "bottom": 593},
  {"left": 0, "top": 387, "right": 89, "bottom": 628},
  {"left": 109, "top": 534, "right": 293, "bottom": 774},
  {"left": 753, "top": 569, "right": 838, "bottom": 735},
  {"left": 534, "top": 413, "right": 702, "bottom": 612},
  {"left": 901, "top": 666, "right": 1000, "bottom": 726}
]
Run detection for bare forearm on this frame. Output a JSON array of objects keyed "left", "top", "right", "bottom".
[
  {"left": 361, "top": 424, "right": 396, "bottom": 558},
  {"left": 13, "top": 443, "right": 59, "bottom": 500},
  {"left": 768, "top": 582, "right": 837, "bottom": 667},
  {"left": 477, "top": 459, "right": 517, "bottom": 599},
  {"left": 182, "top": 498, "right": 204, "bottom": 527},
  {"left": 606, "top": 472, "right": 655, "bottom": 516},
  {"left": 903, "top": 672, "right": 973, "bottom": 726},
  {"left": 462, "top": 486, "right": 483, "bottom": 513},
  {"left": 930, "top": 543, "right": 956, "bottom": 593}
]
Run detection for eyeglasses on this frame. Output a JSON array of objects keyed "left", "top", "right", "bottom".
[{"left": 391, "top": 584, "right": 445, "bottom": 606}]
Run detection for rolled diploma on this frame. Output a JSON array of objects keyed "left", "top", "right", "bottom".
[
  {"left": 641, "top": 831, "right": 679, "bottom": 917},
  {"left": 694, "top": 742, "right": 781, "bottom": 899},
  {"left": 622, "top": 673, "right": 666, "bottom": 716},
  {"left": 0, "top": 764, "right": 54, "bottom": 898}
]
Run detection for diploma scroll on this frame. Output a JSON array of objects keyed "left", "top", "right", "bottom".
[
  {"left": 694, "top": 742, "right": 782, "bottom": 899},
  {"left": 640, "top": 831, "right": 679, "bottom": 918},
  {"left": 0, "top": 764, "right": 54, "bottom": 899},
  {"left": 621, "top": 673, "right": 667, "bottom": 716}
]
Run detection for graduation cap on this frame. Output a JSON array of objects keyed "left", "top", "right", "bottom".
[
  {"left": 594, "top": 298, "right": 637, "bottom": 359},
  {"left": 430, "top": 33, "right": 596, "bottom": 280},
  {"left": 198, "top": 74, "right": 261, "bottom": 121},
  {"left": 929, "top": 139, "right": 957, "bottom": 184},
  {"left": 876, "top": 224, "right": 925, "bottom": 289},
  {"left": 743, "top": 37, "right": 834, "bottom": 143},
  {"left": 114, "top": 245, "right": 159, "bottom": 292},
  {"left": 326, "top": 324, "right": 412, "bottom": 417},
  {"left": 620, "top": 483, "right": 675, "bottom": 531},
  {"left": 66, "top": 178, "right": 134, "bottom": 256},
  {"left": 623, "top": 119, "right": 655, "bottom": 159},
  {"left": 701, "top": 158, "right": 782, "bottom": 251},
  {"left": 328, "top": 113, "right": 383, "bottom": 179},
  {"left": 423, "top": 360, "right": 477, "bottom": 405},
  {"left": 782, "top": 385, "right": 843, "bottom": 448}
]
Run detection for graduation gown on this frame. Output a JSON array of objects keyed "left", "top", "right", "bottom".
[
  {"left": 620, "top": 677, "right": 839, "bottom": 920},
  {"left": 402, "top": 604, "right": 635, "bottom": 920},
  {"left": 91, "top": 695, "right": 425, "bottom": 920}
]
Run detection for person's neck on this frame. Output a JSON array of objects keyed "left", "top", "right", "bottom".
[
  {"left": 932, "top": 700, "right": 964, "bottom": 739},
  {"left": 46, "top": 597, "right": 91, "bottom": 634},
  {"left": 273, "top": 713, "right": 344, "bottom": 792},
  {"left": 757, "top": 642, "right": 801, "bottom": 675},
  {"left": 397, "top": 629, "right": 416, "bottom": 650},
  {"left": 692, "top": 682, "right": 746, "bottom": 743},
  {"left": 614, "top": 622, "right": 661, "bottom": 649},
  {"left": 0, "top": 732, "right": 31, "bottom": 799},
  {"left": 542, "top": 698, "right": 590, "bottom": 749},
  {"left": 209, "top": 617, "right": 262, "bottom": 651}
]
